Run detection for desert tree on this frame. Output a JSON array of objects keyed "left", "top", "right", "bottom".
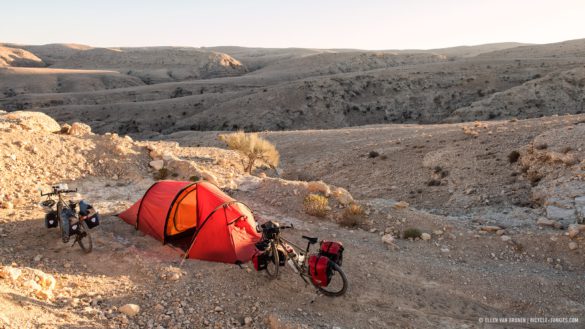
[{"left": 219, "top": 131, "right": 280, "bottom": 174}]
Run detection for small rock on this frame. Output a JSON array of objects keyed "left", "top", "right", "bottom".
[
  {"left": 60, "top": 123, "right": 71, "bottom": 133},
  {"left": 24, "top": 279, "right": 42, "bottom": 292},
  {"left": 568, "top": 242, "right": 578, "bottom": 250},
  {"left": 0, "top": 266, "right": 22, "bottom": 281},
  {"left": 501, "top": 235, "right": 511, "bottom": 242},
  {"left": 244, "top": 316, "right": 253, "bottom": 326},
  {"left": 2, "top": 201, "right": 14, "bottom": 210},
  {"left": 536, "top": 217, "right": 558, "bottom": 227},
  {"left": 331, "top": 187, "right": 353, "bottom": 205},
  {"left": 33, "top": 254, "right": 43, "bottom": 262},
  {"left": 149, "top": 160, "right": 164, "bottom": 171},
  {"left": 214, "top": 306, "right": 223, "bottom": 312},
  {"left": 119, "top": 304, "right": 140, "bottom": 316},
  {"left": 68, "top": 122, "right": 92, "bottom": 136},
  {"left": 307, "top": 181, "right": 331, "bottom": 196},
  {"left": 433, "top": 230, "right": 443, "bottom": 235},
  {"left": 33, "top": 270, "right": 56, "bottom": 290},
  {"left": 440, "top": 247, "right": 450, "bottom": 253},
  {"left": 496, "top": 230, "right": 506, "bottom": 236},
  {"left": 393, "top": 201, "right": 409, "bottom": 209},
  {"left": 421, "top": 233, "right": 431, "bottom": 241},
  {"left": 381, "top": 234, "right": 395, "bottom": 245},
  {"left": 567, "top": 224, "right": 585, "bottom": 238},
  {"left": 480, "top": 225, "right": 502, "bottom": 233},
  {"left": 35, "top": 289, "right": 54, "bottom": 301}
]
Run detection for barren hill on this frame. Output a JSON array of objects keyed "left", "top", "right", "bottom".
[
  {"left": 0, "top": 45, "right": 45, "bottom": 68},
  {"left": 244, "top": 51, "right": 448, "bottom": 82},
  {"left": 2, "top": 39, "right": 585, "bottom": 135},
  {"left": 52, "top": 47, "right": 247, "bottom": 83},
  {"left": 7, "top": 43, "right": 93, "bottom": 65},
  {"left": 476, "top": 38, "right": 585, "bottom": 59}
]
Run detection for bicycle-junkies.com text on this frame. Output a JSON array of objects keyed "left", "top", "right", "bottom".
[{"left": 478, "top": 317, "right": 579, "bottom": 324}]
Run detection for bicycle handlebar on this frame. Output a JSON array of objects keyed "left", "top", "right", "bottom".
[{"left": 40, "top": 188, "right": 78, "bottom": 197}]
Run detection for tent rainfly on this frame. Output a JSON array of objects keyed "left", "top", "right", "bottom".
[{"left": 119, "top": 180, "right": 261, "bottom": 264}]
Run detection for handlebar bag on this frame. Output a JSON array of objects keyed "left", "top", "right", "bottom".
[
  {"left": 44, "top": 211, "right": 58, "bottom": 228},
  {"left": 319, "top": 241, "right": 344, "bottom": 266},
  {"left": 308, "top": 254, "right": 332, "bottom": 287},
  {"left": 252, "top": 251, "right": 269, "bottom": 271}
]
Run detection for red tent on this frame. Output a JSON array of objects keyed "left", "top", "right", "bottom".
[{"left": 119, "top": 180, "right": 261, "bottom": 264}]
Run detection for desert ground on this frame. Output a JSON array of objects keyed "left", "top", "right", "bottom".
[{"left": 1, "top": 39, "right": 585, "bottom": 329}]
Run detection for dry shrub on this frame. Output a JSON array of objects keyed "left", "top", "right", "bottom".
[
  {"left": 535, "top": 143, "right": 548, "bottom": 150},
  {"left": 340, "top": 203, "right": 366, "bottom": 227},
  {"left": 303, "top": 193, "right": 329, "bottom": 217},
  {"left": 403, "top": 228, "right": 422, "bottom": 239},
  {"left": 427, "top": 179, "right": 441, "bottom": 186},
  {"left": 219, "top": 131, "right": 280, "bottom": 173},
  {"left": 508, "top": 150, "right": 520, "bottom": 163},
  {"left": 154, "top": 168, "right": 170, "bottom": 180}
]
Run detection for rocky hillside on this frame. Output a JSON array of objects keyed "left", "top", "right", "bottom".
[
  {"left": 244, "top": 51, "right": 448, "bottom": 81},
  {"left": 448, "top": 67, "right": 585, "bottom": 121},
  {"left": 2, "top": 39, "right": 585, "bottom": 134}
]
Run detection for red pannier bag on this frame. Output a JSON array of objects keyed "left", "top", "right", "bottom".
[
  {"left": 320, "top": 240, "right": 344, "bottom": 266},
  {"left": 308, "top": 254, "right": 332, "bottom": 287},
  {"left": 252, "top": 251, "right": 268, "bottom": 271}
]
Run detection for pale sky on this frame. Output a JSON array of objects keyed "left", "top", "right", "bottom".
[{"left": 2, "top": 0, "right": 584, "bottom": 50}]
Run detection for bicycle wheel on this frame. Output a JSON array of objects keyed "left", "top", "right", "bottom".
[
  {"left": 312, "top": 260, "right": 348, "bottom": 297},
  {"left": 77, "top": 221, "right": 93, "bottom": 253},
  {"left": 265, "top": 242, "right": 279, "bottom": 279}
]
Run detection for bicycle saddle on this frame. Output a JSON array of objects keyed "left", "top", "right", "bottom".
[{"left": 302, "top": 236, "right": 318, "bottom": 244}]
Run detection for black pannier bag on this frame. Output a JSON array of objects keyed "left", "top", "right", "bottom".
[
  {"left": 79, "top": 200, "right": 100, "bottom": 229},
  {"left": 253, "top": 251, "right": 269, "bottom": 271},
  {"left": 69, "top": 220, "right": 81, "bottom": 235},
  {"left": 45, "top": 210, "right": 58, "bottom": 228},
  {"left": 276, "top": 245, "right": 287, "bottom": 266}
]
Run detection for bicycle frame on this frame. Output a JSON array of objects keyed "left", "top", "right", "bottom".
[{"left": 274, "top": 235, "right": 314, "bottom": 284}]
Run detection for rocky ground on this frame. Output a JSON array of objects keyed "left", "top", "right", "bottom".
[{"left": 1, "top": 111, "right": 584, "bottom": 328}]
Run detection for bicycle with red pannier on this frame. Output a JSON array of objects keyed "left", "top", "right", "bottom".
[{"left": 252, "top": 220, "right": 348, "bottom": 297}]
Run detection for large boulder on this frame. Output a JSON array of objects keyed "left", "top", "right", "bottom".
[{"left": 1, "top": 111, "right": 61, "bottom": 132}]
